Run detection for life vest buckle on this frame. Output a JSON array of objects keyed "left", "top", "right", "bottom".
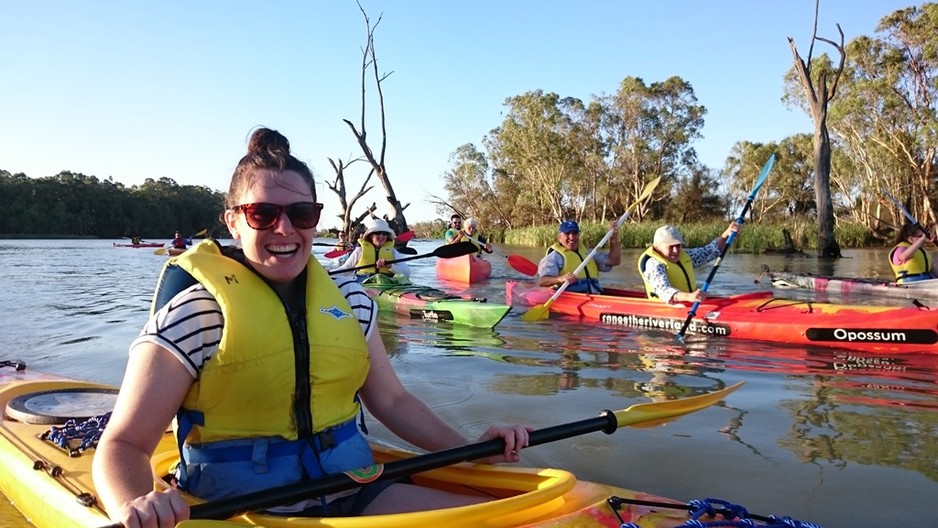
[{"left": 314, "top": 428, "right": 337, "bottom": 450}]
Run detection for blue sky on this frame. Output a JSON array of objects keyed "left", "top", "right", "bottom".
[{"left": 1, "top": 1, "right": 917, "bottom": 228}]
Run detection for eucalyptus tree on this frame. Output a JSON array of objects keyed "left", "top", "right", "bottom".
[
  {"left": 784, "top": 0, "right": 845, "bottom": 258},
  {"left": 601, "top": 76, "right": 705, "bottom": 221},
  {"left": 723, "top": 141, "right": 785, "bottom": 220},
  {"left": 667, "top": 166, "right": 729, "bottom": 223},
  {"left": 829, "top": 3, "right": 938, "bottom": 231},
  {"left": 441, "top": 143, "right": 501, "bottom": 226},
  {"left": 484, "top": 90, "right": 586, "bottom": 224}
]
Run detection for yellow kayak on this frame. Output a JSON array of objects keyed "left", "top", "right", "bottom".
[{"left": 0, "top": 363, "right": 797, "bottom": 528}]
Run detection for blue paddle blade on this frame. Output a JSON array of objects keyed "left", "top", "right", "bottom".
[{"left": 748, "top": 153, "right": 776, "bottom": 200}]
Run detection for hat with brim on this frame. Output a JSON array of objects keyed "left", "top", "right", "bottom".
[
  {"left": 362, "top": 218, "right": 395, "bottom": 240},
  {"left": 653, "top": 225, "right": 684, "bottom": 246}
]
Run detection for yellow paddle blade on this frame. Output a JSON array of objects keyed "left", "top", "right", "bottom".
[
  {"left": 153, "top": 248, "right": 168, "bottom": 255},
  {"left": 614, "top": 382, "right": 742, "bottom": 428},
  {"left": 520, "top": 301, "right": 552, "bottom": 321},
  {"left": 193, "top": 228, "right": 208, "bottom": 238}
]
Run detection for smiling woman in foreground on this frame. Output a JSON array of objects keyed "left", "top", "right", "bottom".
[{"left": 92, "top": 127, "right": 529, "bottom": 528}]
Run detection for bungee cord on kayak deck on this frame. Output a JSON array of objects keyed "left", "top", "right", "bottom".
[
  {"left": 608, "top": 496, "right": 823, "bottom": 528},
  {"left": 41, "top": 413, "right": 111, "bottom": 457}
]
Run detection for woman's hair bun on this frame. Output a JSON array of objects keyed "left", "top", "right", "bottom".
[{"left": 247, "top": 127, "right": 290, "bottom": 156}]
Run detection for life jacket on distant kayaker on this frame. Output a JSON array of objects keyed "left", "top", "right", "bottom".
[
  {"left": 461, "top": 218, "right": 494, "bottom": 257},
  {"left": 638, "top": 246, "right": 696, "bottom": 298},
  {"left": 889, "top": 241, "right": 934, "bottom": 284},
  {"left": 155, "top": 241, "right": 373, "bottom": 500},
  {"left": 547, "top": 243, "right": 601, "bottom": 294},
  {"left": 355, "top": 235, "right": 396, "bottom": 276}
]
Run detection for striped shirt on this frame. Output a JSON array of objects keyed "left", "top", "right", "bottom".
[{"left": 130, "top": 275, "right": 377, "bottom": 378}]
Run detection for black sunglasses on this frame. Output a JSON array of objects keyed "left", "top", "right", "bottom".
[{"left": 232, "top": 202, "right": 323, "bottom": 230}]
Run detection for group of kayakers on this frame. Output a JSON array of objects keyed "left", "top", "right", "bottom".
[
  {"left": 444, "top": 214, "right": 494, "bottom": 255},
  {"left": 93, "top": 125, "right": 936, "bottom": 528}
]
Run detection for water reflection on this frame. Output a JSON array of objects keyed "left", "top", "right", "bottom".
[{"left": 2, "top": 240, "right": 938, "bottom": 527}]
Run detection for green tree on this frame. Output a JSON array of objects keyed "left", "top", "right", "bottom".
[
  {"left": 484, "top": 90, "right": 585, "bottom": 223},
  {"left": 667, "top": 166, "right": 728, "bottom": 223},
  {"left": 829, "top": 4, "right": 938, "bottom": 232},
  {"left": 601, "top": 76, "right": 706, "bottom": 221}
]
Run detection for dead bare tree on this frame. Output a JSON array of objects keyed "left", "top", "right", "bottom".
[
  {"left": 325, "top": 156, "right": 375, "bottom": 237},
  {"left": 787, "top": 0, "right": 844, "bottom": 258},
  {"left": 343, "top": 2, "right": 410, "bottom": 236}
]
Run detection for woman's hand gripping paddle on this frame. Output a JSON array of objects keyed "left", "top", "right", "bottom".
[{"left": 128, "top": 382, "right": 742, "bottom": 524}]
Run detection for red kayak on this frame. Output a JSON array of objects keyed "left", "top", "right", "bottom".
[
  {"left": 112, "top": 242, "right": 164, "bottom": 248},
  {"left": 507, "top": 281, "right": 938, "bottom": 354},
  {"left": 436, "top": 254, "right": 492, "bottom": 283}
]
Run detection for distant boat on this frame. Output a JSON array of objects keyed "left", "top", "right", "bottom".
[
  {"left": 435, "top": 253, "right": 492, "bottom": 283},
  {"left": 113, "top": 242, "right": 163, "bottom": 248}
]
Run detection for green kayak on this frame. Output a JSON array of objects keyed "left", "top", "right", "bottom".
[{"left": 361, "top": 275, "right": 511, "bottom": 328}]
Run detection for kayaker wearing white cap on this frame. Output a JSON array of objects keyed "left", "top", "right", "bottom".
[
  {"left": 639, "top": 222, "right": 740, "bottom": 304},
  {"left": 332, "top": 217, "right": 412, "bottom": 280},
  {"left": 537, "top": 219, "right": 621, "bottom": 294}
]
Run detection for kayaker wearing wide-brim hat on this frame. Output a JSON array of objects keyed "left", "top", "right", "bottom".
[
  {"left": 638, "top": 222, "right": 739, "bottom": 304},
  {"left": 536, "top": 219, "right": 621, "bottom": 294},
  {"left": 332, "top": 217, "right": 412, "bottom": 280}
]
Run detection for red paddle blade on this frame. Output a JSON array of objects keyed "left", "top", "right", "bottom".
[
  {"left": 396, "top": 230, "right": 415, "bottom": 242},
  {"left": 507, "top": 255, "right": 538, "bottom": 276}
]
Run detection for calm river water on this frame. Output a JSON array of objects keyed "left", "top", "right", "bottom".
[{"left": 0, "top": 238, "right": 936, "bottom": 527}]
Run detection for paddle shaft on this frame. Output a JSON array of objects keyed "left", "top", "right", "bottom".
[
  {"left": 323, "top": 230, "right": 416, "bottom": 257},
  {"left": 187, "top": 413, "right": 618, "bottom": 520},
  {"left": 327, "top": 241, "right": 476, "bottom": 275},
  {"left": 465, "top": 235, "right": 537, "bottom": 276},
  {"left": 883, "top": 189, "right": 931, "bottom": 239},
  {"left": 677, "top": 155, "right": 774, "bottom": 339}
]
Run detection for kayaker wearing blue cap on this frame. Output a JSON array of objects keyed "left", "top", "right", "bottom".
[
  {"left": 639, "top": 222, "right": 739, "bottom": 304},
  {"left": 537, "top": 220, "right": 621, "bottom": 294}
]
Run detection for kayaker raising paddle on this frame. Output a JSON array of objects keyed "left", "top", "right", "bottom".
[
  {"left": 93, "top": 127, "right": 530, "bottom": 528},
  {"left": 537, "top": 220, "right": 622, "bottom": 294},
  {"left": 889, "top": 222, "right": 938, "bottom": 284},
  {"left": 638, "top": 222, "right": 740, "bottom": 304}
]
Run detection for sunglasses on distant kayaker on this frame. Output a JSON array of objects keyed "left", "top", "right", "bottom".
[{"left": 232, "top": 202, "right": 323, "bottom": 230}]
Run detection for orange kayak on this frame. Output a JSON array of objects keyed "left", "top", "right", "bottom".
[
  {"left": 435, "top": 254, "right": 492, "bottom": 283},
  {"left": 507, "top": 281, "right": 938, "bottom": 353}
]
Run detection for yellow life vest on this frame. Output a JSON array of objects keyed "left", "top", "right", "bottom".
[
  {"left": 169, "top": 241, "right": 370, "bottom": 444},
  {"left": 638, "top": 246, "right": 696, "bottom": 298},
  {"left": 889, "top": 242, "right": 933, "bottom": 283},
  {"left": 548, "top": 243, "right": 601, "bottom": 293},
  {"left": 465, "top": 232, "right": 487, "bottom": 256},
  {"left": 355, "top": 239, "right": 396, "bottom": 276}
]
